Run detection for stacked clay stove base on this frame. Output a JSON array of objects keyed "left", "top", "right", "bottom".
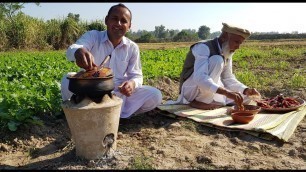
[{"left": 62, "top": 94, "right": 123, "bottom": 160}]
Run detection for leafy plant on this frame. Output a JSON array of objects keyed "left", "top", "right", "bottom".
[
  {"left": 0, "top": 40, "right": 305, "bottom": 131},
  {"left": 290, "top": 72, "right": 306, "bottom": 88},
  {"left": 129, "top": 155, "right": 154, "bottom": 170},
  {"left": 0, "top": 51, "right": 78, "bottom": 131}
]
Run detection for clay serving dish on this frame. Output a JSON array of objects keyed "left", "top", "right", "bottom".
[
  {"left": 231, "top": 112, "right": 255, "bottom": 124},
  {"left": 231, "top": 104, "right": 261, "bottom": 115}
]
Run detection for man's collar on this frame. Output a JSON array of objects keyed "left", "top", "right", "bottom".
[
  {"left": 104, "top": 31, "right": 127, "bottom": 46},
  {"left": 121, "top": 36, "right": 127, "bottom": 45}
]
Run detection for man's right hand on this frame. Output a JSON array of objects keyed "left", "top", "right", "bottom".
[
  {"left": 225, "top": 91, "right": 244, "bottom": 108},
  {"left": 74, "top": 48, "right": 96, "bottom": 71},
  {"left": 217, "top": 87, "right": 244, "bottom": 108}
]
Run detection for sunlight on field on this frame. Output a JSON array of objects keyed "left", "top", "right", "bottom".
[
  {"left": 138, "top": 42, "right": 193, "bottom": 50},
  {"left": 0, "top": 39, "right": 305, "bottom": 131}
]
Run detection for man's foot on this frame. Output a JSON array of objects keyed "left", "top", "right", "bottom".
[{"left": 189, "top": 100, "right": 223, "bottom": 110}]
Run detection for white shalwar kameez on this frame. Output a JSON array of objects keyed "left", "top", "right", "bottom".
[
  {"left": 61, "top": 30, "right": 162, "bottom": 118},
  {"left": 167, "top": 38, "right": 250, "bottom": 105}
]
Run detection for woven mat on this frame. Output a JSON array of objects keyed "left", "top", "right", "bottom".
[{"left": 157, "top": 104, "right": 306, "bottom": 141}]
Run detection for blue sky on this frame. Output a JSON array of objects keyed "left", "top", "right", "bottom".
[{"left": 22, "top": 2, "right": 306, "bottom": 33}]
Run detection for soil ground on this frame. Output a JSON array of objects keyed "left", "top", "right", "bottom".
[
  {"left": 0, "top": 42, "right": 306, "bottom": 170},
  {"left": 0, "top": 76, "right": 305, "bottom": 170}
]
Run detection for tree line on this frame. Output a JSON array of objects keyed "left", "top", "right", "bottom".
[{"left": 1, "top": 3, "right": 306, "bottom": 52}]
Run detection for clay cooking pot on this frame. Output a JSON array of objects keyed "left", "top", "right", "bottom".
[
  {"left": 67, "top": 66, "right": 115, "bottom": 99},
  {"left": 67, "top": 75, "right": 114, "bottom": 99},
  {"left": 231, "top": 112, "right": 255, "bottom": 124},
  {"left": 232, "top": 104, "right": 261, "bottom": 115}
]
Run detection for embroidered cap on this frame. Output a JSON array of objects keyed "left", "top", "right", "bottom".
[{"left": 221, "top": 23, "right": 251, "bottom": 39}]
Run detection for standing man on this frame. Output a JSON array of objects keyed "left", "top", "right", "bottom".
[
  {"left": 169, "top": 23, "right": 261, "bottom": 110},
  {"left": 61, "top": 3, "right": 162, "bottom": 118}
]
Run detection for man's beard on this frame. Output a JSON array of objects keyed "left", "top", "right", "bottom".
[{"left": 221, "top": 41, "right": 234, "bottom": 60}]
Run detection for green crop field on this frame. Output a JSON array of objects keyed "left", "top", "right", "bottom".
[{"left": 0, "top": 40, "right": 305, "bottom": 131}]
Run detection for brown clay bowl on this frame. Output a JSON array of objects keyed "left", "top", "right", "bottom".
[
  {"left": 232, "top": 104, "right": 261, "bottom": 115},
  {"left": 231, "top": 112, "right": 255, "bottom": 124}
]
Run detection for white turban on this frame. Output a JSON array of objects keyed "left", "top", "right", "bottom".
[{"left": 221, "top": 23, "right": 251, "bottom": 39}]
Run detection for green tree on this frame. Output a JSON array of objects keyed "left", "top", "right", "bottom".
[
  {"left": 0, "top": 3, "right": 24, "bottom": 20},
  {"left": 209, "top": 31, "right": 221, "bottom": 39},
  {"left": 198, "top": 25, "right": 210, "bottom": 40},
  {"left": 67, "top": 12, "right": 80, "bottom": 23},
  {"left": 169, "top": 29, "right": 176, "bottom": 38},
  {"left": 154, "top": 25, "right": 166, "bottom": 39},
  {"left": 45, "top": 19, "right": 62, "bottom": 50},
  {"left": 125, "top": 30, "right": 137, "bottom": 40},
  {"left": 0, "top": 3, "right": 40, "bottom": 48},
  {"left": 173, "top": 31, "right": 187, "bottom": 42},
  {"left": 135, "top": 32, "right": 155, "bottom": 43},
  {"left": 0, "top": 16, "right": 8, "bottom": 50},
  {"left": 86, "top": 19, "right": 106, "bottom": 31},
  {"left": 59, "top": 17, "right": 80, "bottom": 49},
  {"left": 0, "top": 3, "right": 40, "bottom": 21},
  {"left": 173, "top": 30, "right": 198, "bottom": 42}
]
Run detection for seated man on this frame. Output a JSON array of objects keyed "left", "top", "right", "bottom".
[
  {"left": 61, "top": 3, "right": 162, "bottom": 118},
  {"left": 169, "top": 23, "right": 261, "bottom": 110}
]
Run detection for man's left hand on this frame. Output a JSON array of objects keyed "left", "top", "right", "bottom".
[
  {"left": 243, "top": 88, "right": 261, "bottom": 97},
  {"left": 118, "top": 80, "right": 136, "bottom": 97}
]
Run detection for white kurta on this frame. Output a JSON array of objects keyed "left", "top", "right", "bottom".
[
  {"left": 167, "top": 38, "right": 248, "bottom": 105},
  {"left": 61, "top": 30, "right": 162, "bottom": 118}
]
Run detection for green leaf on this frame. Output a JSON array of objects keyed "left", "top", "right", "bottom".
[{"left": 8, "top": 121, "right": 19, "bottom": 131}]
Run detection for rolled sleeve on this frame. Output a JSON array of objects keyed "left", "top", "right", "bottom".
[
  {"left": 66, "top": 30, "right": 96, "bottom": 62},
  {"left": 131, "top": 77, "right": 143, "bottom": 89},
  {"left": 66, "top": 44, "right": 84, "bottom": 61},
  {"left": 209, "top": 83, "right": 220, "bottom": 94}
]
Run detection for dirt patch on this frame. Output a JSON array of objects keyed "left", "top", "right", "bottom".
[{"left": 0, "top": 75, "right": 306, "bottom": 170}]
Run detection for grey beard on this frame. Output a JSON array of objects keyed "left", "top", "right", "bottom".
[
  {"left": 221, "top": 43, "right": 234, "bottom": 65},
  {"left": 223, "top": 51, "right": 234, "bottom": 60}
]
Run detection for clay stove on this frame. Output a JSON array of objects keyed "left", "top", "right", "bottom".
[{"left": 62, "top": 92, "right": 123, "bottom": 160}]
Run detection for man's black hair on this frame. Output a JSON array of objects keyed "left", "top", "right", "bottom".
[{"left": 107, "top": 3, "right": 132, "bottom": 22}]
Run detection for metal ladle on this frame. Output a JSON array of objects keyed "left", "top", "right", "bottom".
[
  {"left": 90, "top": 55, "right": 111, "bottom": 77},
  {"left": 97, "top": 55, "right": 111, "bottom": 70}
]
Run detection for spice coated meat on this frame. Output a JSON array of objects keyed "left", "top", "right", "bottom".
[
  {"left": 257, "top": 94, "right": 301, "bottom": 109},
  {"left": 73, "top": 67, "right": 113, "bottom": 79}
]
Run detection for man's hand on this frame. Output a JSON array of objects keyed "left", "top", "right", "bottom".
[
  {"left": 75, "top": 48, "right": 96, "bottom": 71},
  {"left": 118, "top": 80, "right": 136, "bottom": 97},
  {"left": 243, "top": 88, "right": 261, "bottom": 97},
  {"left": 217, "top": 87, "right": 244, "bottom": 109},
  {"left": 225, "top": 91, "right": 244, "bottom": 109}
]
